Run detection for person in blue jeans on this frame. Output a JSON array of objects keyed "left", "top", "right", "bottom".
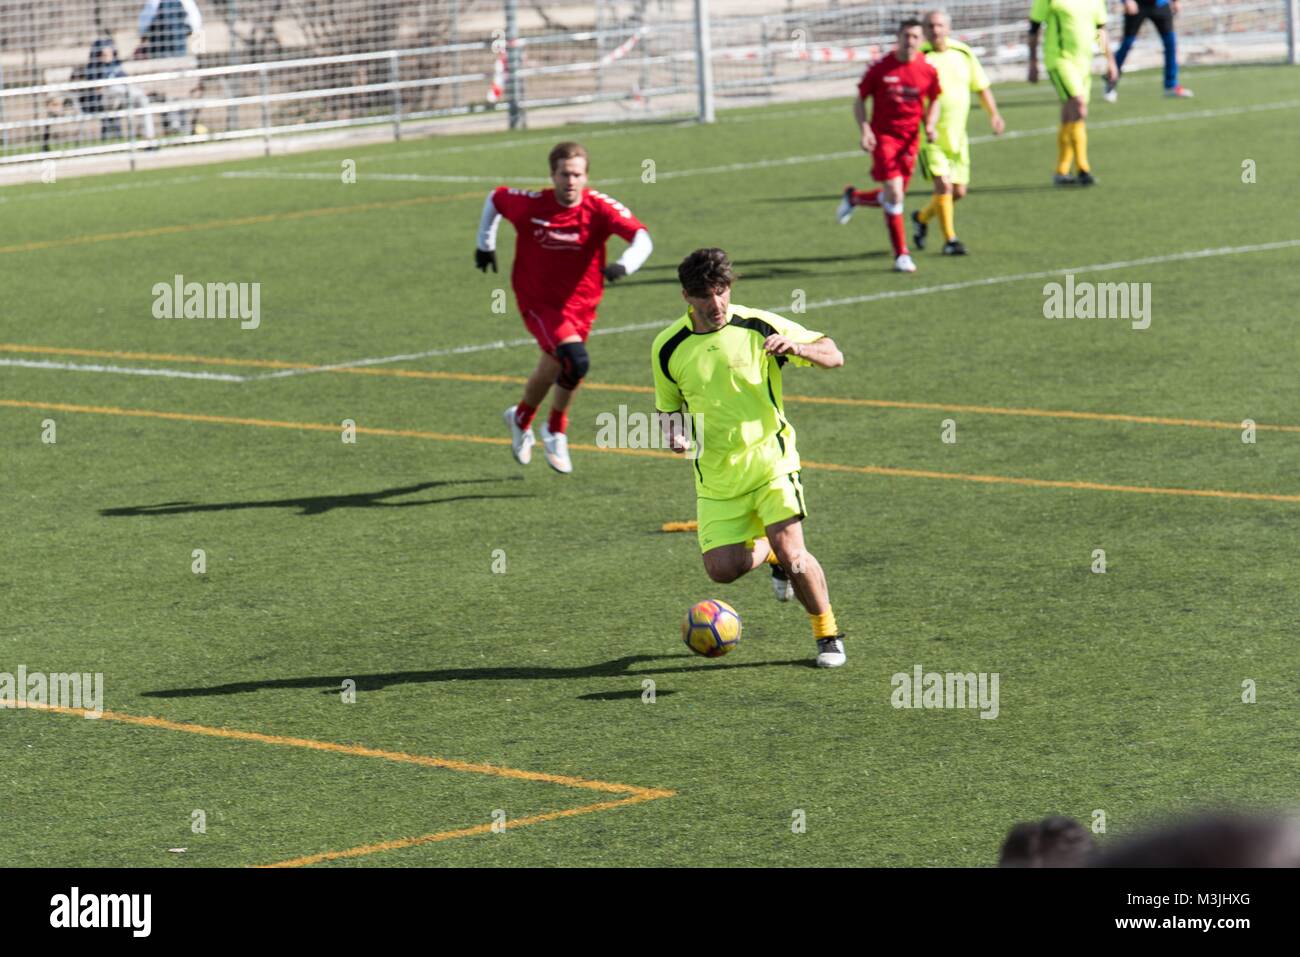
[{"left": 1105, "top": 0, "right": 1193, "bottom": 101}]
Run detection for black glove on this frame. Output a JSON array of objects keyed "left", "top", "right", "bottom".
[
  {"left": 603, "top": 263, "right": 628, "bottom": 282},
  {"left": 475, "top": 249, "right": 497, "bottom": 273}
]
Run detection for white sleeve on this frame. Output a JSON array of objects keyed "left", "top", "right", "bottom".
[
  {"left": 477, "top": 192, "right": 502, "bottom": 251},
  {"left": 181, "top": 0, "right": 204, "bottom": 34},
  {"left": 138, "top": 0, "right": 162, "bottom": 34},
  {"left": 615, "top": 228, "right": 653, "bottom": 274}
]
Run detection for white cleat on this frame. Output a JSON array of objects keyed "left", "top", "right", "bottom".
[
  {"left": 894, "top": 253, "right": 917, "bottom": 273},
  {"left": 770, "top": 564, "right": 795, "bottom": 602},
  {"left": 540, "top": 423, "right": 573, "bottom": 474},
  {"left": 1165, "top": 85, "right": 1194, "bottom": 98},
  {"left": 503, "top": 406, "right": 535, "bottom": 466},
  {"left": 816, "top": 636, "right": 847, "bottom": 668},
  {"left": 835, "top": 187, "right": 855, "bottom": 225}
]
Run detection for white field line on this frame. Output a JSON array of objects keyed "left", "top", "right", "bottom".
[
  {"left": 0, "top": 174, "right": 209, "bottom": 203},
  {"left": 220, "top": 171, "right": 544, "bottom": 184},
  {"left": 221, "top": 99, "right": 1300, "bottom": 187},
  {"left": 245, "top": 319, "right": 668, "bottom": 380},
  {"left": 796, "top": 238, "right": 1300, "bottom": 310},
  {"left": 8, "top": 240, "right": 1297, "bottom": 385},
  {"left": 0, "top": 357, "right": 248, "bottom": 381}
]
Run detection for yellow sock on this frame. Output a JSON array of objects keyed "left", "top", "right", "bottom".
[
  {"left": 1056, "top": 123, "right": 1074, "bottom": 176},
  {"left": 937, "top": 193, "right": 956, "bottom": 242},
  {"left": 759, "top": 538, "right": 779, "bottom": 566},
  {"left": 811, "top": 609, "right": 839, "bottom": 639},
  {"left": 1069, "top": 121, "right": 1089, "bottom": 173},
  {"left": 917, "top": 195, "right": 941, "bottom": 224}
]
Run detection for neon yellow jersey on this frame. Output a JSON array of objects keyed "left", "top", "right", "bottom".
[
  {"left": 651, "top": 304, "right": 824, "bottom": 500},
  {"left": 1030, "top": 0, "right": 1106, "bottom": 68},
  {"left": 921, "top": 40, "right": 990, "bottom": 154}
]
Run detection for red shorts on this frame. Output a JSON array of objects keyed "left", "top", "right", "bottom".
[
  {"left": 520, "top": 303, "right": 594, "bottom": 354},
  {"left": 871, "top": 133, "right": 919, "bottom": 185}
]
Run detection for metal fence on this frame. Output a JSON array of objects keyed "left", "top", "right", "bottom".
[{"left": 1, "top": 0, "right": 1295, "bottom": 168}]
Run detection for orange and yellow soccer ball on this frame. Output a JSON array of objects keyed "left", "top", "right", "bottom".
[{"left": 682, "top": 599, "right": 742, "bottom": 658}]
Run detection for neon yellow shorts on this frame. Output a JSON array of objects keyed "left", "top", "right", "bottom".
[
  {"left": 920, "top": 137, "right": 971, "bottom": 186},
  {"left": 1047, "top": 57, "right": 1092, "bottom": 104},
  {"left": 697, "top": 471, "right": 806, "bottom": 553}
]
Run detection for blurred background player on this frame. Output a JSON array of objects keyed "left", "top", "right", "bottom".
[
  {"left": 836, "top": 19, "right": 941, "bottom": 273},
  {"left": 475, "top": 142, "right": 652, "bottom": 473},
  {"left": 1027, "top": 0, "right": 1117, "bottom": 186},
  {"left": 1105, "top": 0, "right": 1194, "bottom": 102},
  {"left": 913, "top": 9, "right": 1006, "bottom": 256},
  {"left": 652, "top": 248, "right": 848, "bottom": 667}
]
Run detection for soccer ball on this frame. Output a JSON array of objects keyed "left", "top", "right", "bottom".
[{"left": 682, "top": 599, "right": 742, "bottom": 658}]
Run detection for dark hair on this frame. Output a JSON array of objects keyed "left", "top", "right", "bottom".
[
  {"left": 1089, "top": 812, "right": 1300, "bottom": 868},
  {"left": 998, "top": 816, "right": 1096, "bottom": 868},
  {"left": 678, "top": 248, "right": 736, "bottom": 297},
  {"left": 899, "top": 18, "right": 924, "bottom": 32},
  {"left": 548, "top": 141, "right": 589, "bottom": 173}
]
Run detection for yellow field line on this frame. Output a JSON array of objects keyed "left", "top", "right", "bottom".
[
  {"left": 258, "top": 793, "right": 662, "bottom": 869},
  {"left": 3, "top": 397, "right": 1298, "bottom": 504},
  {"left": 5, "top": 700, "right": 676, "bottom": 867},
  {"left": 0, "top": 191, "right": 482, "bottom": 256},
  {"left": 4, "top": 699, "right": 669, "bottom": 797},
  {"left": 5, "top": 342, "right": 1297, "bottom": 434}
]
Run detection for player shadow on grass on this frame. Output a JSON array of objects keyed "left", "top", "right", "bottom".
[
  {"left": 142, "top": 654, "right": 814, "bottom": 698},
  {"left": 98, "top": 478, "right": 531, "bottom": 518}
]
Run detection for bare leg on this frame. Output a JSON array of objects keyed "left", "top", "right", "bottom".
[
  {"left": 522, "top": 351, "right": 560, "bottom": 409},
  {"left": 702, "top": 538, "right": 772, "bottom": 585},
  {"left": 765, "top": 517, "right": 830, "bottom": 615}
]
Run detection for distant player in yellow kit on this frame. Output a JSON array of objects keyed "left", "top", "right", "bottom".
[
  {"left": 1028, "top": 0, "right": 1118, "bottom": 186},
  {"left": 913, "top": 9, "right": 1006, "bottom": 256}
]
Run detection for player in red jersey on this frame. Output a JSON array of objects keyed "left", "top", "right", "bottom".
[
  {"left": 475, "top": 142, "right": 652, "bottom": 473},
  {"left": 835, "top": 20, "right": 941, "bottom": 273}
]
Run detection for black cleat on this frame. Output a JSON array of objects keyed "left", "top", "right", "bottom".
[
  {"left": 942, "top": 239, "right": 968, "bottom": 256},
  {"left": 1053, "top": 173, "right": 1077, "bottom": 186},
  {"left": 1077, "top": 171, "right": 1097, "bottom": 186},
  {"left": 911, "top": 210, "right": 928, "bottom": 250}
]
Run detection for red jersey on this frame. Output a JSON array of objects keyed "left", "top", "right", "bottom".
[
  {"left": 856, "top": 52, "right": 941, "bottom": 140},
  {"left": 491, "top": 186, "right": 645, "bottom": 321}
]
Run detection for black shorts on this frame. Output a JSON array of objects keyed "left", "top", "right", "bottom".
[{"left": 1124, "top": 5, "right": 1175, "bottom": 38}]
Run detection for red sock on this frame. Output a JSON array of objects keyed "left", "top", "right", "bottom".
[
  {"left": 515, "top": 402, "right": 537, "bottom": 429},
  {"left": 547, "top": 408, "right": 568, "bottom": 435},
  {"left": 852, "top": 188, "right": 882, "bottom": 208},
  {"left": 885, "top": 210, "right": 907, "bottom": 257}
]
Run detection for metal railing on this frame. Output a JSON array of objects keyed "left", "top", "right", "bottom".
[{"left": 1, "top": 0, "right": 1294, "bottom": 168}]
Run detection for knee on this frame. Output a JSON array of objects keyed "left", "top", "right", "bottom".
[
  {"left": 555, "top": 341, "right": 590, "bottom": 390},
  {"left": 772, "top": 546, "right": 810, "bottom": 577}
]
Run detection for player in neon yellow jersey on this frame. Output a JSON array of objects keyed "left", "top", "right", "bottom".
[
  {"left": 1027, "top": 0, "right": 1117, "bottom": 186},
  {"left": 913, "top": 9, "right": 1006, "bottom": 256},
  {"left": 651, "top": 248, "right": 848, "bottom": 668}
]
